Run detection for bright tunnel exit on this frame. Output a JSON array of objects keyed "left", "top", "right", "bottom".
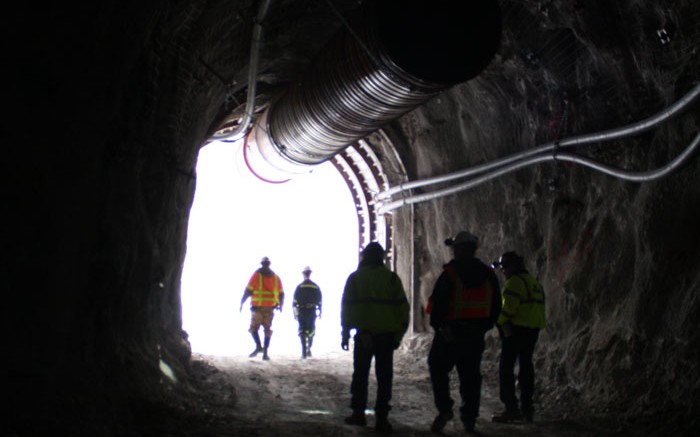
[{"left": 181, "top": 140, "right": 360, "bottom": 358}]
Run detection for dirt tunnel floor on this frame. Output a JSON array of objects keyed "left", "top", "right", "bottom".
[{"left": 147, "top": 333, "right": 643, "bottom": 437}]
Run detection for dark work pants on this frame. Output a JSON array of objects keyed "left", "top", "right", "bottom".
[
  {"left": 498, "top": 326, "right": 540, "bottom": 413},
  {"left": 297, "top": 308, "right": 317, "bottom": 336},
  {"left": 428, "top": 330, "right": 485, "bottom": 425},
  {"left": 350, "top": 332, "right": 395, "bottom": 418}
]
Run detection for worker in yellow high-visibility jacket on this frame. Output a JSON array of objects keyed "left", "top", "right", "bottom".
[
  {"left": 492, "top": 251, "right": 546, "bottom": 424},
  {"left": 341, "top": 242, "right": 409, "bottom": 434},
  {"left": 240, "top": 256, "right": 284, "bottom": 361}
]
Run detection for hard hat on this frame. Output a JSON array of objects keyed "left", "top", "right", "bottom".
[
  {"left": 362, "top": 242, "right": 384, "bottom": 256},
  {"left": 498, "top": 251, "right": 524, "bottom": 269},
  {"left": 445, "top": 231, "right": 478, "bottom": 247},
  {"left": 261, "top": 256, "right": 271, "bottom": 264},
  {"left": 302, "top": 266, "right": 312, "bottom": 273}
]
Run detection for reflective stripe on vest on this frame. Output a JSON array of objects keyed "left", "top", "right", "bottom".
[
  {"left": 299, "top": 283, "right": 318, "bottom": 290},
  {"left": 517, "top": 275, "right": 545, "bottom": 305},
  {"left": 445, "top": 266, "right": 493, "bottom": 320},
  {"left": 251, "top": 273, "right": 280, "bottom": 307},
  {"left": 513, "top": 275, "right": 545, "bottom": 326}
]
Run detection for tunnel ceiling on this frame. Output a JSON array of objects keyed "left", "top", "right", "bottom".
[{"left": 5, "top": 0, "right": 700, "bottom": 435}]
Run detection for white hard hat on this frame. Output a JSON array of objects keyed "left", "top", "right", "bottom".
[{"left": 445, "top": 231, "right": 478, "bottom": 247}]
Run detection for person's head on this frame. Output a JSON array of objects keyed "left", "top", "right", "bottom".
[
  {"left": 302, "top": 266, "right": 312, "bottom": 278},
  {"left": 444, "top": 231, "right": 478, "bottom": 259},
  {"left": 492, "top": 251, "right": 526, "bottom": 278},
  {"left": 260, "top": 256, "right": 271, "bottom": 268},
  {"left": 360, "top": 242, "right": 385, "bottom": 266}
]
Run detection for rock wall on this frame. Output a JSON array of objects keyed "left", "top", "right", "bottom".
[
  {"left": 6, "top": 1, "right": 361, "bottom": 433},
  {"left": 5, "top": 1, "right": 228, "bottom": 432},
  {"left": 4, "top": 0, "right": 699, "bottom": 434},
  {"left": 395, "top": 0, "right": 700, "bottom": 428}
]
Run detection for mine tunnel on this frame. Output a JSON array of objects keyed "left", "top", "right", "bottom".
[{"left": 5, "top": 0, "right": 700, "bottom": 435}]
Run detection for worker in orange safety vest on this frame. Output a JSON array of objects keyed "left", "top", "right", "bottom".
[
  {"left": 426, "top": 231, "right": 501, "bottom": 434},
  {"left": 240, "top": 256, "right": 284, "bottom": 360}
]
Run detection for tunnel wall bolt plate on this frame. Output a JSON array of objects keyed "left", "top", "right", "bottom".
[{"left": 656, "top": 28, "right": 671, "bottom": 45}]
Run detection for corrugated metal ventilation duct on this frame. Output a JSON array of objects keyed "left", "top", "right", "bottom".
[{"left": 244, "top": 0, "right": 502, "bottom": 183}]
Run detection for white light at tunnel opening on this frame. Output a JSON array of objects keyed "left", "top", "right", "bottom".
[{"left": 181, "top": 140, "right": 359, "bottom": 358}]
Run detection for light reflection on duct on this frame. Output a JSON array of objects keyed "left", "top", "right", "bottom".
[{"left": 244, "top": 0, "right": 502, "bottom": 183}]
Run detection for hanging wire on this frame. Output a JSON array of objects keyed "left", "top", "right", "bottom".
[{"left": 210, "top": 0, "right": 273, "bottom": 142}]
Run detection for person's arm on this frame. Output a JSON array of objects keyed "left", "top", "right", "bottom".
[
  {"left": 316, "top": 286, "right": 322, "bottom": 318},
  {"left": 241, "top": 272, "right": 258, "bottom": 311},
  {"left": 429, "top": 273, "right": 450, "bottom": 330},
  {"left": 275, "top": 275, "right": 284, "bottom": 311},
  {"left": 292, "top": 287, "right": 300, "bottom": 319},
  {"left": 240, "top": 290, "right": 252, "bottom": 312},
  {"left": 393, "top": 274, "right": 410, "bottom": 348},
  {"left": 340, "top": 274, "right": 355, "bottom": 351},
  {"left": 497, "top": 279, "right": 522, "bottom": 336},
  {"left": 489, "top": 270, "right": 502, "bottom": 326}
]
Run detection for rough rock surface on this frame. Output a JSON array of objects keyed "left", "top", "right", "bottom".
[
  {"left": 397, "top": 2, "right": 700, "bottom": 430},
  {"left": 4, "top": 0, "right": 700, "bottom": 435}
]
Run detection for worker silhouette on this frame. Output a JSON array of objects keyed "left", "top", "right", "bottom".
[
  {"left": 491, "top": 251, "right": 546, "bottom": 423},
  {"left": 427, "top": 231, "right": 501, "bottom": 434},
  {"left": 293, "top": 266, "right": 323, "bottom": 359},
  {"left": 341, "top": 242, "right": 409, "bottom": 434},
  {"left": 240, "top": 256, "right": 284, "bottom": 361}
]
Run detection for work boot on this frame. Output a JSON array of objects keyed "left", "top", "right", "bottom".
[
  {"left": 491, "top": 409, "right": 523, "bottom": 423},
  {"left": 306, "top": 336, "right": 313, "bottom": 357},
  {"left": 248, "top": 332, "right": 264, "bottom": 357},
  {"left": 262, "top": 335, "right": 271, "bottom": 360},
  {"left": 463, "top": 419, "right": 476, "bottom": 433},
  {"left": 344, "top": 411, "right": 366, "bottom": 427},
  {"left": 375, "top": 416, "right": 393, "bottom": 434},
  {"left": 430, "top": 410, "right": 454, "bottom": 433},
  {"left": 300, "top": 335, "right": 307, "bottom": 359}
]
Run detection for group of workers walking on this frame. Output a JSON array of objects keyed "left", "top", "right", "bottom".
[
  {"left": 238, "top": 230, "right": 545, "bottom": 435},
  {"left": 240, "top": 257, "right": 322, "bottom": 361}
]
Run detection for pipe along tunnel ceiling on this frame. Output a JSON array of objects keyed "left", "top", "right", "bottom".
[
  {"left": 4, "top": 0, "right": 700, "bottom": 435},
  {"left": 211, "top": 0, "right": 500, "bottom": 261},
  {"left": 212, "top": 0, "right": 699, "bottom": 256}
]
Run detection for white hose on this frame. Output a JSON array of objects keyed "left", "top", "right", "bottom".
[
  {"left": 376, "top": 83, "right": 700, "bottom": 201},
  {"left": 376, "top": 83, "right": 700, "bottom": 213}
]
